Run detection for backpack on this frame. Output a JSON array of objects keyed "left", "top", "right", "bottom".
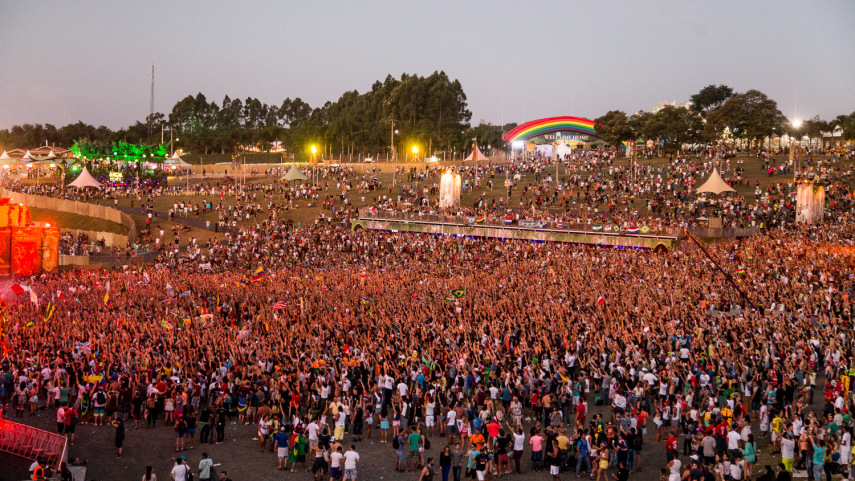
[
  {"left": 392, "top": 436, "right": 400, "bottom": 450},
  {"left": 96, "top": 391, "right": 106, "bottom": 405},
  {"left": 424, "top": 436, "right": 431, "bottom": 450}
]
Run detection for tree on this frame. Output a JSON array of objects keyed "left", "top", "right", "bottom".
[
  {"left": 835, "top": 112, "right": 855, "bottom": 142},
  {"left": 704, "top": 90, "right": 786, "bottom": 147},
  {"left": 594, "top": 110, "right": 634, "bottom": 146},
  {"left": 690, "top": 84, "right": 735, "bottom": 116}
]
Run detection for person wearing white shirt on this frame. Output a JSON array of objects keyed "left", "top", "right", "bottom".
[
  {"left": 781, "top": 432, "right": 796, "bottom": 472},
  {"left": 342, "top": 445, "right": 360, "bottom": 481},
  {"left": 330, "top": 446, "right": 344, "bottom": 480},
  {"left": 840, "top": 428, "right": 851, "bottom": 466},
  {"left": 668, "top": 456, "right": 682, "bottom": 481},
  {"left": 727, "top": 429, "right": 742, "bottom": 458}
]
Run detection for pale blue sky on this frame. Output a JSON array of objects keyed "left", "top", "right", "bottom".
[{"left": 1, "top": 0, "right": 853, "bottom": 129}]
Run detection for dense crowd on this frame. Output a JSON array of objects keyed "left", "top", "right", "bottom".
[{"left": 2, "top": 149, "right": 855, "bottom": 481}]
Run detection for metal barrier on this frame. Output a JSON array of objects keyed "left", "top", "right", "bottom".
[{"left": 0, "top": 418, "right": 68, "bottom": 471}]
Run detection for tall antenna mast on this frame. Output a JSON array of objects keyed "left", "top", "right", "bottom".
[{"left": 149, "top": 64, "right": 155, "bottom": 140}]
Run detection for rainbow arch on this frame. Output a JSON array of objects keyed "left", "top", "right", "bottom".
[{"left": 502, "top": 116, "right": 600, "bottom": 142}]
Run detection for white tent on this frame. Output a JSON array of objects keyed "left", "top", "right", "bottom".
[
  {"left": 164, "top": 151, "right": 192, "bottom": 168},
  {"left": 464, "top": 144, "right": 490, "bottom": 162},
  {"left": 0, "top": 151, "right": 10, "bottom": 160},
  {"left": 47, "top": 150, "right": 56, "bottom": 159},
  {"left": 67, "top": 167, "right": 102, "bottom": 189},
  {"left": 554, "top": 141, "right": 571, "bottom": 159},
  {"left": 695, "top": 168, "right": 736, "bottom": 195},
  {"left": 21, "top": 150, "right": 33, "bottom": 160},
  {"left": 280, "top": 165, "right": 308, "bottom": 181}
]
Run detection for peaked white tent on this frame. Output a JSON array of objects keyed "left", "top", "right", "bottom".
[
  {"left": 695, "top": 168, "right": 736, "bottom": 195},
  {"left": 21, "top": 150, "right": 33, "bottom": 160},
  {"left": 164, "top": 151, "right": 192, "bottom": 168},
  {"left": 554, "top": 141, "right": 571, "bottom": 159},
  {"left": 0, "top": 151, "right": 10, "bottom": 160},
  {"left": 280, "top": 165, "right": 308, "bottom": 181},
  {"left": 47, "top": 150, "right": 56, "bottom": 159},
  {"left": 67, "top": 167, "right": 102, "bottom": 188},
  {"left": 464, "top": 144, "right": 490, "bottom": 162}
]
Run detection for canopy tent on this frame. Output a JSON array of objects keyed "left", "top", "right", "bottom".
[
  {"left": 280, "top": 165, "right": 309, "bottom": 181},
  {"left": 0, "top": 151, "right": 10, "bottom": 160},
  {"left": 554, "top": 141, "right": 571, "bottom": 159},
  {"left": 464, "top": 144, "right": 490, "bottom": 162},
  {"left": 67, "top": 167, "right": 102, "bottom": 189},
  {"left": 21, "top": 150, "right": 33, "bottom": 161},
  {"left": 695, "top": 168, "right": 736, "bottom": 195},
  {"left": 47, "top": 150, "right": 56, "bottom": 159},
  {"left": 163, "top": 151, "right": 192, "bottom": 167}
]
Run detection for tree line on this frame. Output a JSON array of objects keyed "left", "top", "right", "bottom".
[
  {"left": 594, "top": 85, "right": 855, "bottom": 151},
  {"left": 0, "top": 72, "right": 482, "bottom": 160},
  {"left": 1, "top": 79, "right": 853, "bottom": 159}
]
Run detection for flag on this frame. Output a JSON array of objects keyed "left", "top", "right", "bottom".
[
  {"left": 736, "top": 268, "right": 746, "bottom": 276},
  {"left": 165, "top": 283, "right": 176, "bottom": 298},
  {"left": 450, "top": 288, "right": 466, "bottom": 299},
  {"left": 104, "top": 292, "right": 111, "bottom": 306},
  {"left": 142, "top": 271, "right": 151, "bottom": 284},
  {"left": 475, "top": 216, "right": 485, "bottom": 224},
  {"left": 272, "top": 301, "right": 287, "bottom": 310},
  {"left": 360, "top": 297, "right": 370, "bottom": 305},
  {"left": 181, "top": 317, "right": 192, "bottom": 329},
  {"left": 28, "top": 287, "right": 38, "bottom": 306},
  {"left": 24, "top": 320, "right": 34, "bottom": 329},
  {"left": 251, "top": 266, "right": 266, "bottom": 283},
  {"left": 119, "top": 283, "right": 127, "bottom": 296},
  {"left": 10, "top": 284, "right": 24, "bottom": 296},
  {"left": 44, "top": 301, "right": 55, "bottom": 321},
  {"left": 56, "top": 290, "right": 64, "bottom": 300},
  {"left": 444, "top": 296, "right": 456, "bottom": 302},
  {"left": 105, "top": 280, "right": 111, "bottom": 292},
  {"left": 596, "top": 295, "right": 606, "bottom": 305},
  {"left": 117, "top": 314, "right": 125, "bottom": 329},
  {"left": 626, "top": 226, "right": 640, "bottom": 234},
  {"left": 179, "top": 290, "right": 191, "bottom": 297},
  {"left": 592, "top": 224, "right": 603, "bottom": 232},
  {"left": 160, "top": 319, "right": 173, "bottom": 330}
]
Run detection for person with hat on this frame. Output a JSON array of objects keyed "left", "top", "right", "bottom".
[
  {"left": 273, "top": 426, "right": 290, "bottom": 470},
  {"left": 170, "top": 457, "right": 190, "bottom": 481}
]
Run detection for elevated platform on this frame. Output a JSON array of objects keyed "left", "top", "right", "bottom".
[{"left": 352, "top": 211, "right": 680, "bottom": 251}]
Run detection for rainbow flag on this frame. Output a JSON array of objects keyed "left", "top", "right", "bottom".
[
  {"left": 475, "top": 216, "right": 485, "bottom": 224},
  {"left": 251, "top": 266, "right": 266, "bottom": 283},
  {"left": 736, "top": 268, "right": 746, "bottom": 276}
]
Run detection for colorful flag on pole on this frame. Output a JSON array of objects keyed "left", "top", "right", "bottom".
[
  {"left": 142, "top": 271, "right": 151, "bottom": 284},
  {"left": 272, "top": 301, "right": 287, "bottom": 310},
  {"left": 736, "top": 268, "right": 746, "bottom": 276},
  {"left": 596, "top": 295, "right": 606, "bottom": 305},
  {"left": 117, "top": 314, "right": 125, "bottom": 329},
  {"left": 104, "top": 292, "right": 111, "bottom": 306},
  {"left": 44, "top": 301, "right": 55, "bottom": 321},
  {"left": 450, "top": 288, "right": 466, "bottom": 299},
  {"left": 10, "top": 284, "right": 24, "bottom": 296}
]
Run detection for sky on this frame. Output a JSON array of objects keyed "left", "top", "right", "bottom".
[{"left": 1, "top": 0, "right": 853, "bottom": 131}]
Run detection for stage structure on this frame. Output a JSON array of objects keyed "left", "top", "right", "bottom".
[
  {"left": 0, "top": 199, "right": 60, "bottom": 277},
  {"left": 796, "top": 182, "right": 825, "bottom": 225},
  {"left": 439, "top": 171, "right": 461, "bottom": 208},
  {"left": 503, "top": 116, "right": 602, "bottom": 159}
]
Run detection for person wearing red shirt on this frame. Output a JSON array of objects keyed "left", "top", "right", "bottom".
[
  {"left": 576, "top": 401, "right": 588, "bottom": 428},
  {"left": 665, "top": 432, "right": 678, "bottom": 462}
]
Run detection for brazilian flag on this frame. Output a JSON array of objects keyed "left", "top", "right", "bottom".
[
  {"left": 451, "top": 288, "right": 466, "bottom": 299},
  {"left": 44, "top": 301, "right": 55, "bottom": 321},
  {"left": 444, "top": 296, "right": 456, "bottom": 302}
]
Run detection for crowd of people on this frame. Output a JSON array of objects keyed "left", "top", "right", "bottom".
[{"left": 1, "top": 147, "right": 855, "bottom": 481}]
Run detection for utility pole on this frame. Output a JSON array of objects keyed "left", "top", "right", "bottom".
[
  {"left": 390, "top": 120, "right": 396, "bottom": 164},
  {"left": 149, "top": 65, "right": 155, "bottom": 141}
]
